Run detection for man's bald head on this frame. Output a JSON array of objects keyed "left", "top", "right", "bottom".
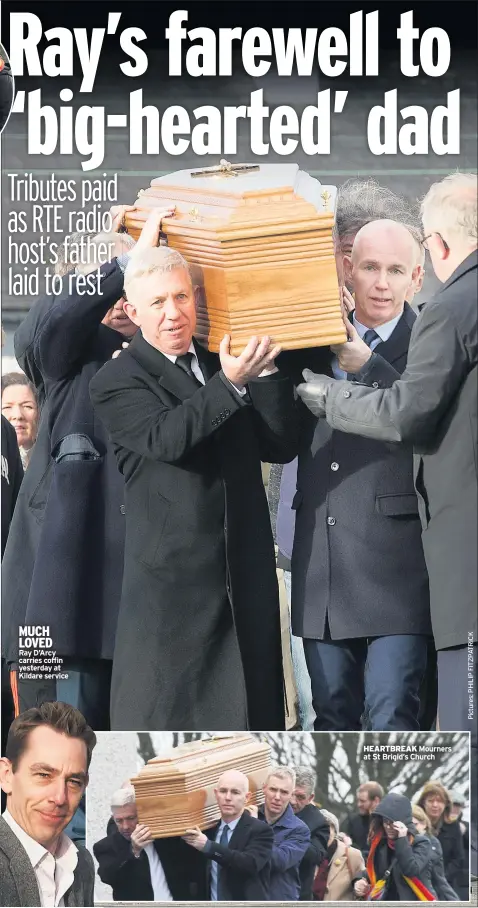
[
  {"left": 351, "top": 220, "right": 418, "bottom": 269},
  {"left": 214, "top": 770, "right": 250, "bottom": 822},
  {"left": 217, "top": 769, "right": 249, "bottom": 793},
  {"left": 346, "top": 219, "right": 421, "bottom": 328}
]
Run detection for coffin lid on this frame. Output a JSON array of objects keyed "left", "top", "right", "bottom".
[
  {"left": 128, "top": 163, "right": 337, "bottom": 238},
  {"left": 131, "top": 734, "right": 271, "bottom": 782}
]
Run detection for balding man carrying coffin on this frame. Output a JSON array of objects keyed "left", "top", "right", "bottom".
[
  {"left": 278, "top": 219, "right": 432, "bottom": 731},
  {"left": 182, "top": 770, "right": 273, "bottom": 901},
  {"left": 297, "top": 171, "right": 478, "bottom": 883}
]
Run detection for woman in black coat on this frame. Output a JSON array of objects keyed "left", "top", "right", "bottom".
[
  {"left": 353, "top": 793, "right": 436, "bottom": 901},
  {"left": 412, "top": 805, "right": 459, "bottom": 900},
  {"left": 417, "top": 781, "right": 465, "bottom": 894}
]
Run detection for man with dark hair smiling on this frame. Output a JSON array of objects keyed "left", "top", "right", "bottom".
[{"left": 0, "top": 701, "right": 96, "bottom": 907}]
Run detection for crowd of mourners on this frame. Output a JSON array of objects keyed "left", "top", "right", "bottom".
[{"left": 94, "top": 767, "right": 470, "bottom": 902}]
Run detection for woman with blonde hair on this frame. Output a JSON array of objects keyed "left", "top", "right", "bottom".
[
  {"left": 417, "top": 782, "right": 465, "bottom": 894},
  {"left": 412, "top": 804, "right": 459, "bottom": 901},
  {"left": 312, "top": 808, "right": 365, "bottom": 900}
]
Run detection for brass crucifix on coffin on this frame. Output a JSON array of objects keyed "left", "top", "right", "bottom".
[{"left": 191, "top": 159, "right": 260, "bottom": 178}]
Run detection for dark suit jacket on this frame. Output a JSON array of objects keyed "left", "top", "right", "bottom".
[
  {"left": 296, "top": 802, "right": 329, "bottom": 899},
  {"left": 90, "top": 331, "right": 299, "bottom": 730},
  {"left": 0, "top": 815, "right": 94, "bottom": 907},
  {"left": 343, "top": 812, "right": 371, "bottom": 855},
  {"left": 93, "top": 827, "right": 202, "bottom": 901},
  {"left": 325, "top": 252, "right": 478, "bottom": 647},
  {"left": 278, "top": 303, "right": 431, "bottom": 639},
  {"left": 1, "top": 417, "right": 23, "bottom": 557},
  {"left": 2, "top": 261, "right": 128, "bottom": 668},
  {"left": 199, "top": 811, "right": 273, "bottom": 901}
]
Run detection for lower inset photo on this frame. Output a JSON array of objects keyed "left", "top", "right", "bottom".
[{"left": 86, "top": 729, "right": 471, "bottom": 905}]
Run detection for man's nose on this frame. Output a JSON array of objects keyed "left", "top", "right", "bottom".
[
  {"left": 163, "top": 299, "right": 181, "bottom": 320},
  {"left": 49, "top": 781, "right": 68, "bottom": 806},
  {"left": 375, "top": 270, "right": 390, "bottom": 289}
]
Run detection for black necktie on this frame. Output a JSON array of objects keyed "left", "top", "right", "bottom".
[
  {"left": 175, "top": 352, "right": 202, "bottom": 387},
  {"left": 347, "top": 328, "right": 380, "bottom": 380},
  {"left": 216, "top": 825, "right": 230, "bottom": 900}
]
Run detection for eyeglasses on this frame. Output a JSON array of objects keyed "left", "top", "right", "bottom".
[{"left": 421, "top": 233, "right": 449, "bottom": 251}]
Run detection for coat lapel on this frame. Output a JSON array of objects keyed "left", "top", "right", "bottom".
[
  {"left": 367, "top": 302, "right": 415, "bottom": 366},
  {"left": 128, "top": 331, "right": 203, "bottom": 401},
  {"left": 326, "top": 841, "right": 348, "bottom": 887}
]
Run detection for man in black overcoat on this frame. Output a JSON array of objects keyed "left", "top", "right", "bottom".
[
  {"left": 182, "top": 769, "right": 273, "bottom": 901},
  {"left": 90, "top": 244, "right": 299, "bottom": 730},
  {"left": 278, "top": 219, "right": 432, "bottom": 731},
  {"left": 290, "top": 768, "right": 329, "bottom": 899},
  {"left": 297, "top": 172, "right": 477, "bottom": 880},
  {"left": 1, "top": 206, "right": 171, "bottom": 727},
  {"left": 94, "top": 786, "right": 202, "bottom": 901}
]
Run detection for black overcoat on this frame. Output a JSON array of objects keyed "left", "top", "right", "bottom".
[
  {"left": 199, "top": 811, "right": 273, "bottom": 901},
  {"left": 296, "top": 802, "right": 329, "bottom": 899},
  {"left": 90, "top": 331, "right": 299, "bottom": 730},
  {"left": 278, "top": 304, "right": 431, "bottom": 639},
  {"left": 325, "top": 252, "right": 478, "bottom": 648},
  {"left": 2, "top": 261, "right": 128, "bottom": 665},
  {"left": 93, "top": 827, "right": 203, "bottom": 901}
]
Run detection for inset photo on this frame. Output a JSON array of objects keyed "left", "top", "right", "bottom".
[
  {"left": 87, "top": 730, "right": 471, "bottom": 905},
  {"left": 0, "top": 43, "right": 13, "bottom": 134}
]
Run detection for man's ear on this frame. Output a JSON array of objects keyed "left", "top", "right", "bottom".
[
  {"left": 0, "top": 757, "right": 13, "bottom": 795},
  {"left": 414, "top": 264, "right": 425, "bottom": 294},
  {"left": 123, "top": 300, "right": 140, "bottom": 327},
  {"left": 244, "top": 790, "right": 253, "bottom": 805}
]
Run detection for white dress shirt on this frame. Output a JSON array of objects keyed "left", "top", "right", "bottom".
[
  {"left": 3, "top": 809, "right": 78, "bottom": 907},
  {"left": 143, "top": 842, "right": 173, "bottom": 901},
  {"left": 332, "top": 311, "right": 403, "bottom": 379}
]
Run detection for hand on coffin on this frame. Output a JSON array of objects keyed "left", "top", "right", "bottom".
[
  {"left": 130, "top": 207, "right": 177, "bottom": 254},
  {"left": 220, "top": 335, "right": 282, "bottom": 391},
  {"left": 109, "top": 204, "right": 137, "bottom": 233},
  {"left": 244, "top": 804, "right": 258, "bottom": 818},
  {"left": 296, "top": 369, "right": 335, "bottom": 418},
  {"left": 340, "top": 285, "right": 355, "bottom": 317},
  {"left": 330, "top": 320, "right": 373, "bottom": 374},
  {"left": 182, "top": 826, "right": 208, "bottom": 850},
  {"left": 131, "top": 823, "right": 154, "bottom": 856}
]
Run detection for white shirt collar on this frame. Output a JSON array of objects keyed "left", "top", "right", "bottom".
[
  {"left": 2, "top": 808, "right": 78, "bottom": 873},
  {"left": 353, "top": 310, "right": 403, "bottom": 343},
  {"left": 219, "top": 814, "right": 242, "bottom": 833},
  {"left": 141, "top": 333, "right": 196, "bottom": 364}
]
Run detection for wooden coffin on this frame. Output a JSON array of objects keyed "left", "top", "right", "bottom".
[
  {"left": 124, "top": 163, "right": 346, "bottom": 356},
  {"left": 130, "top": 734, "right": 271, "bottom": 839}
]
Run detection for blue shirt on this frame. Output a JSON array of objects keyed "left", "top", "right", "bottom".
[
  {"left": 207, "top": 815, "right": 241, "bottom": 901},
  {"left": 332, "top": 311, "right": 403, "bottom": 379},
  {"left": 258, "top": 804, "right": 310, "bottom": 900}
]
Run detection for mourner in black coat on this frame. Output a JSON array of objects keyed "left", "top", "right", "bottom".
[
  {"left": 294, "top": 802, "right": 329, "bottom": 900},
  {"left": 1, "top": 225, "right": 138, "bottom": 727},
  {"left": 355, "top": 793, "right": 436, "bottom": 902},
  {"left": 94, "top": 826, "right": 202, "bottom": 902},
  {"left": 298, "top": 179, "right": 477, "bottom": 874},
  {"left": 0, "top": 53, "right": 13, "bottom": 132},
  {"left": 182, "top": 768, "right": 273, "bottom": 901},
  {"left": 279, "top": 221, "right": 431, "bottom": 731},
  {"left": 90, "top": 245, "right": 299, "bottom": 729}
]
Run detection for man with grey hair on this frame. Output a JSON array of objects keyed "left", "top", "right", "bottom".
[
  {"left": 297, "top": 171, "right": 477, "bottom": 881},
  {"left": 290, "top": 768, "right": 329, "bottom": 900},
  {"left": 90, "top": 238, "right": 298, "bottom": 731},
  {"left": 94, "top": 783, "right": 201, "bottom": 901},
  {"left": 255, "top": 766, "right": 310, "bottom": 900},
  {"left": 2, "top": 205, "right": 173, "bottom": 729}
]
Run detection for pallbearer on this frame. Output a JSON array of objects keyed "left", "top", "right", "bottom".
[{"left": 90, "top": 209, "right": 299, "bottom": 730}]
